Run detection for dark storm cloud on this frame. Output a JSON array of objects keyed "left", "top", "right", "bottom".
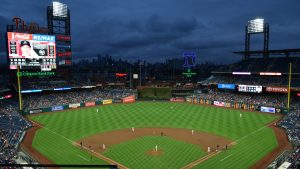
[
  {"left": 107, "top": 16, "right": 199, "bottom": 49},
  {"left": 0, "top": 0, "right": 300, "bottom": 64}
]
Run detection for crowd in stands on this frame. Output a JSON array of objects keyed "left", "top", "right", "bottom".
[
  {"left": 268, "top": 110, "right": 300, "bottom": 168},
  {"left": 20, "top": 80, "right": 98, "bottom": 90},
  {"left": 0, "top": 100, "right": 31, "bottom": 164},
  {"left": 23, "top": 89, "right": 136, "bottom": 110},
  {"left": 195, "top": 90, "right": 290, "bottom": 108}
]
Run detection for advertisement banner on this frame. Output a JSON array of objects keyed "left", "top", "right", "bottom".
[
  {"left": 103, "top": 99, "right": 113, "bottom": 105},
  {"left": 85, "top": 102, "right": 96, "bottom": 107},
  {"left": 29, "top": 109, "right": 43, "bottom": 114},
  {"left": 238, "top": 85, "right": 262, "bottom": 93},
  {"left": 170, "top": 97, "right": 185, "bottom": 102},
  {"left": 51, "top": 106, "right": 63, "bottom": 111},
  {"left": 69, "top": 103, "right": 81, "bottom": 109},
  {"left": 225, "top": 102, "right": 231, "bottom": 108},
  {"left": 260, "top": 106, "right": 276, "bottom": 113},
  {"left": 217, "top": 84, "right": 235, "bottom": 90},
  {"left": 7, "top": 32, "right": 56, "bottom": 69},
  {"left": 266, "top": 87, "right": 288, "bottom": 93},
  {"left": 123, "top": 95, "right": 135, "bottom": 103},
  {"left": 213, "top": 101, "right": 225, "bottom": 107},
  {"left": 186, "top": 98, "right": 192, "bottom": 102},
  {"left": 114, "top": 99, "right": 123, "bottom": 103}
]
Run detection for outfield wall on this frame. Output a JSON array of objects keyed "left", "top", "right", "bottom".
[
  {"left": 23, "top": 95, "right": 135, "bottom": 115},
  {"left": 182, "top": 96, "right": 288, "bottom": 114}
]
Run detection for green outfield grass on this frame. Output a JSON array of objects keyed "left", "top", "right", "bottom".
[
  {"left": 103, "top": 136, "right": 206, "bottom": 169},
  {"left": 29, "top": 101, "right": 279, "bottom": 169}
]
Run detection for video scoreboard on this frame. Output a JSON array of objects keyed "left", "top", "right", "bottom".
[{"left": 7, "top": 32, "right": 56, "bottom": 70}]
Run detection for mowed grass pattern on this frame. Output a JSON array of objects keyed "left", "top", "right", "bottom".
[
  {"left": 103, "top": 136, "right": 206, "bottom": 169},
  {"left": 30, "top": 101, "right": 279, "bottom": 169}
]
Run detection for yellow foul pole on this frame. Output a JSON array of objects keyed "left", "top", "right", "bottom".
[
  {"left": 287, "top": 63, "right": 292, "bottom": 113},
  {"left": 17, "top": 66, "right": 22, "bottom": 112}
]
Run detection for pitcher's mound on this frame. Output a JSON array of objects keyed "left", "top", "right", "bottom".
[{"left": 146, "top": 149, "right": 163, "bottom": 156}]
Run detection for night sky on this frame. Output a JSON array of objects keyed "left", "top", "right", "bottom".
[{"left": 0, "top": 0, "right": 299, "bottom": 64}]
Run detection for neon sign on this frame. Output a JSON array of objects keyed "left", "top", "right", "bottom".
[
  {"left": 182, "top": 69, "right": 196, "bottom": 78},
  {"left": 183, "top": 51, "right": 196, "bottom": 68},
  {"left": 116, "top": 73, "right": 127, "bottom": 77},
  {"left": 17, "top": 71, "right": 55, "bottom": 77}
]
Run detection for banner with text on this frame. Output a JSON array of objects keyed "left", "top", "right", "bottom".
[
  {"left": 85, "top": 102, "right": 95, "bottom": 107},
  {"left": 170, "top": 97, "right": 185, "bottom": 102},
  {"left": 123, "top": 95, "right": 135, "bottom": 103},
  {"left": 260, "top": 106, "right": 276, "bottom": 113},
  {"left": 213, "top": 101, "right": 225, "bottom": 107},
  {"left": 217, "top": 84, "right": 235, "bottom": 90},
  {"left": 69, "top": 103, "right": 81, "bottom": 109},
  {"left": 51, "top": 106, "right": 64, "bottom": 111},
  {"left": 103, "top": 99, "right": 113, "bottom": 105},
  {"left": 265, "top": 87, "right": 288, "bottom": 93}
]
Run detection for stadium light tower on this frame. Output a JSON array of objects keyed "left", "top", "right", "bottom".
[{"left": 245, "top": 18, "right": 269, "bottom": 59}]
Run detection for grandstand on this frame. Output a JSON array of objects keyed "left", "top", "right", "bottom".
[{"left": 1, "top": 1, "right": 300, "bottom": 169}]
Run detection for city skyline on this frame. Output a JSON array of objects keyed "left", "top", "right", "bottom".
[{"left": 0, "top": 0, "right": 300, "bottom": 65}]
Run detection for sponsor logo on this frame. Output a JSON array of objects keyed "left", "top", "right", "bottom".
[
  {"left": 29, "top": 109, "right": 42, "bottom": 114},
  {"left": 103, "top": 99, "right": 113, "bottom": 105},
  {"left": 218, "top": 84, "right": 235, "bottom": 90},
  {"left": 85, "top": 102, "right": 95, "bottom": 107},
  {"left": 114, "top": 99, "right": 123, "bottom": 103},
  {"left": 260, "top": 106, "right": 275, "bottom": 113},
  {"left": 69, "top": 103, "right": 81, "bottom": 108},
  {"left": 123, "top": 95, "right": 135, "bottom": 103},
  {"left": 51, "top": 106, "right": 63, "bottom": 111},
  {"left": 14, "top": 33, "right": 31, "bottom": 40},
  {"left": 266, "top": 87, "right": 288, "bottom": 93},
  {"left": 186, "top": 98, "right": 192, "bottom": 102},
  {"left": 213, "top": 101, "right": 225, "bottom": 107},
  {"left": 170, "top": 98, "right": 185, "bottom": 102},
  {"left": 33, "top": 34, "right": 55, "bottom": 42}
]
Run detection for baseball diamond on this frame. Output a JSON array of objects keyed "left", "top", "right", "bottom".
[{"left": 21, "top": 101, "right": 289, "bottom": 169}]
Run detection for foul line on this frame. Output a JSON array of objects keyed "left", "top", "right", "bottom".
[
  {"left": 78, "top": 155, "right": 89, "bottom": 161},
  {"left": 181, "top": 125, "right": 270, "bottom": 169},
  {"left": 30, "top": 121, "right": 129, "bottom": 169},
  {"left": 220, "top": 154, "right": 233, "bottom": 162}
]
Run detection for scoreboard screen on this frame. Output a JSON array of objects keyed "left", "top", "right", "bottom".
[
  {"left": 7, "top": 32, "right": 56, "bottom": 70},
  {"left": 238, "top": 85, "right": 262, "bottom": 93}
]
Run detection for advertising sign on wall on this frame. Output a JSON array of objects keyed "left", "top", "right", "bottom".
[
  {"left": 260, "top": 106, "right": 276, "bottom": 113},
  {"left": 69, "top": 103, "right": 81, "bottom": 109},
  {"left": 51, "top": 106, "right": 63, "bottom": 111},
  {"left": 170, "top": 97, "right": 185, "bottom": 102},
  {"left": 85, "top": 102, "right": 96, "bottom": 107},
  {"left": 217, "top": 84, "right": 235, "bottom": 90},
  {"left": 213, "top": 101, "right": 225, "bottom": 107},
  {"left": 29, "top": 109, "right": 43, "bottom": 114},
  {"left": 103, "top": 99, "right": 113, "bottom": 105},
  {"left": 266, "top": 87, "right": 288, "bottom": 93},
  {"left": 123, "top": 95, "right": 135, "bottom": 103}
]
